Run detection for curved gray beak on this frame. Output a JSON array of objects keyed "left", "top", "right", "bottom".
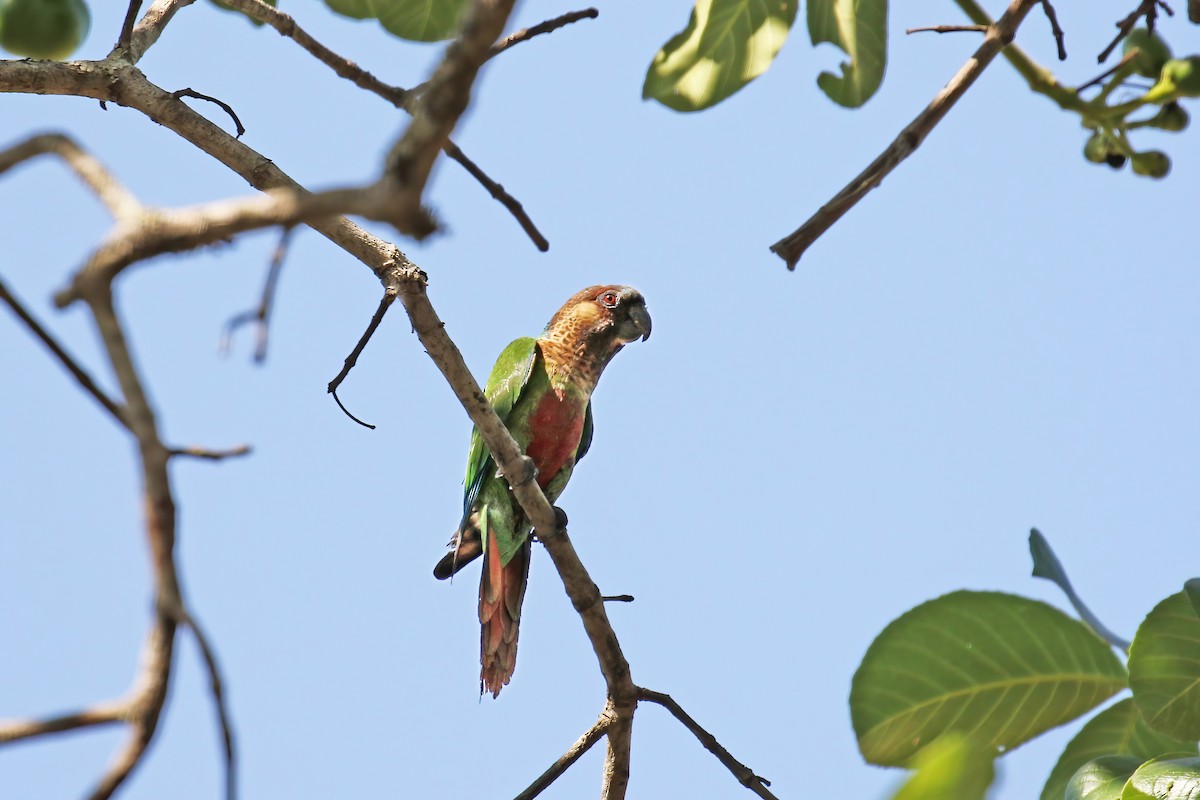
[{"left": 624, "top": 302, "right": 652, "bottom": 342}]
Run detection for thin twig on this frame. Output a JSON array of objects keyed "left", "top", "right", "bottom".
[
  {"left": 1077, "top": 49, "right": 1139, "bottom": 91},
  {"left": 382, "top": 0, "right": 519, "bottom": 237},
  {"left": 168, "top": 444, "right": 253, "bottom": 461},
  {"left": 0, "top": 133, "right": 142, "bottom": 220},
  {"left": 1098, "top": 0, "right": 1173, "bottom": 64},
  {"left": 117, "top": 1, "right": 143, "bottom": 52},
  {"left": 0, "top": 704, "right": 126, "bottom": 744},
  {"left": 490, "top": 8, "right": 599, "bottom": 58},
  {"left": 220, "top": 227, "right": 293, "bottom": 363},
  {"left": 175, "top": 610, "right": 238, "bottom": 800},
  {"left": 173, "top": 89, "right": 246, "bottom": 138},
  {"left": 906, "top": 24, "right": 988, "bottom": 34},
  {"left": 513, "top": 705, "right": 613, "bottom": 800},
  {"left": 442, "top": 141, "right": 548, "bottom": 251},
  {"left": 210, "top": 0, "right": 549, "bottom": 251},
  {"left": 771, "top": 0, "right": 1040, "bottom": 269},
  {"left": 1040, "top": 0, "right": 1066, "bottom": 60},
  {"left": 128, "top": 0, "right": 196, "bottom": 63},
  {"left": 638, "top": 689, "right": 780, "bottom": 800},
  {"left": 0, "top": 274, "right": 127, "bottom": 428},
  {"left": 327, "top": 288, "right": 399, "bottom": 429},
  {"left": 601, "top": 595, "right": 635, "bottom": 603}
]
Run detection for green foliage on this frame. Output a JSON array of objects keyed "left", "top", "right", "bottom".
[
  {"left": 807, "top": 0, "right": 887, "bottom": 107},
  {"left": 850, "top": 590, "right": 1127, "bottom": 766},
  {"left": 642, "top": 0, "right": 797, "bottom": 112},
  {"left": 1042, "top": 699, "right": 1197, "bottom": 800},
  {"left": 0, "top": 0, "right": 89, "bottom": 60},
  {"left": 1124, "top": 29, "right": 1173, "bottom": 79},
  {"left": 211, "top": 0, "right": 278, "bottom": 27},
  {"left": 1122, "top": 756, "right": 1200, "bottom": 800},
  {"left": 323, "top": 0, "right": 468, "bottom": 42},
  {"left": 1066, "top": 755, "right": 1144, "bottom": 800},
  {"left": 889, "top": 735, "right": 994, "bottom": 800},
  {"left": 1129, "top": 588, "right": 1200, "bottom": 740}
]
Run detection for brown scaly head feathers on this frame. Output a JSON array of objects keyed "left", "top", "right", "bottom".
[{"left": 537, "top": 285, "right": 651, "bottom": 393}]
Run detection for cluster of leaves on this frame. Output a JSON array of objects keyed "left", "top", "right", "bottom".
[
  {"left": 1079, "top": 30, "right": 1200, "bottom": 179},
  {"left": 853, "top": 529, "right": 1200, "bottom": 800},
  {"left": 323, "top": 0, "right": 887, "bottom": 110},
  {"left": 0, "top": 0, "right": 89, "bottom": 60}
]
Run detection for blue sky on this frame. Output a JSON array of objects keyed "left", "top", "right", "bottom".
[{"left": 1, "top": 2, "right": 1197, "bottom": 798}]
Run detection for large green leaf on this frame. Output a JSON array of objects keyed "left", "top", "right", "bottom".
[
  {"left": 1067, "top": 756, "right": 1143, "bottom": 800},
  {"left": 1043, "top": 698, "right": 1198, "bottom": 800},
  {"left": 851, "top": 591, "right": 1128, "bottom": 765},
  {"left": 324, "top": 0, "right": 468, "bottom": 42},
  {"left": 807, "top": 0, "right": 887, "bottom": 107},
  {"left": 643, "top": 0, "right": 798, "bottom": 112},
  {"left": 1122, "top": 756, "right": 1200, "bottom": 800},
  {"left": 890, "top": 735, "right": 995, "bottom": 800},
  {"left": 1129, "top": 588, "right": 1200, "bottom": 741}
]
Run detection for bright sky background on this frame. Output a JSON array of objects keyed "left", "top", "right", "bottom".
[{"left": 2, "top": 2, "right": 1197, "bottom": 799}]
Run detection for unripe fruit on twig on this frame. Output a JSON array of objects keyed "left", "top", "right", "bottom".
[
  {"left": 1130, "top": 150, "right": 1171, "bottom": 178},
  {"left": 1150, "top": 102, "right": 1190, "bottom": 131},
  {"left": 0, "top": 0, "right": 90, "bottom": 60},
  {"left": 1083, "top": 133, "right": 1109, "bottom": 164},
  {"left": 1123, "top": 29, "right": 1172, "bottom": 78}
]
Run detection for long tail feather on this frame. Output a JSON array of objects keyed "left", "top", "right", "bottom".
[{"left": 479, "top": 534, "right": 530, "bottom": 697}]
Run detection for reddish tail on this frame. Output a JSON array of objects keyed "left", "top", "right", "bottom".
[{"left": 478, "top": 534, "right": 530, "bottom": 697}]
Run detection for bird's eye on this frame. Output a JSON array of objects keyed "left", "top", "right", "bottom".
[{"left": 599, "top": 291, "right": 619, "bottom": 308}]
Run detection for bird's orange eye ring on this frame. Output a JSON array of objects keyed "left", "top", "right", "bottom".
[{"left": 599, "top": 291, "right": 619, "bottom": 308}]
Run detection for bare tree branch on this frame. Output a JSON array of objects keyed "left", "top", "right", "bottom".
[
  {"left": 382, "top": 0, "right": 518, "bottom": 237},
  {"left": 514, "top": 704, "right": 613, "bottom": 800},
  {"left": 1040, "top": 0, "right": 1067, "bottom": 60},
  {"left": 1098, "top": 0, "right": 1173, "bottom": 64},
  {"left": 168, "top": 444, "right": 253, "bottom": 460},
  {"left": 638, "top": 689, "right": 779, "bottom": 800},
  {"left": 117, "top": 1, "right": 143, "bottom": 53},
  {"left": 0, "top": 273, "right": 127, "bottom": 428},
  {"left": 906, "top": 24, "right": 988, "bottom": 34},
  {"left": 0, "top": 133, "right": 143, "bottom": 220},
  {"left": 771, "top": 0, "right": 1040, "bottom": 269},
  {"left": 490, "top": 8, "right": 600, "bottom": 57},
  {"left": 221, "top": 227, "right": 294, "bottom": 363},
  {"left": 0, "top": 704, "right": 126, "bottom": 745},
  {"left": 128, "top": 0, "right": 197, "bottom": 63}
]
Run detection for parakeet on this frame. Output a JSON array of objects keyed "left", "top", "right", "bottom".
[{"left": 433, "top": 285, "right": 651, "bottom": 697}]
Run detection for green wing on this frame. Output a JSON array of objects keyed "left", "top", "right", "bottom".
[{"left": 461, "top": 337, "right": 538, "bottom": 523}]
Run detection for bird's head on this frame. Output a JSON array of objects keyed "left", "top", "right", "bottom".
[
  {"left": 539, "top": 286, "right": 651, "bottom": 387},
  {"left": 545, "top": 285, "right": 651, "bottom": 347}
]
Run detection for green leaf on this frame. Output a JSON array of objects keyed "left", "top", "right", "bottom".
[
  {"left": 1184, "top": 579, "right": 1200, "bottom": 619},
  {"left": 323, "top": 0, "right": 468, "bottom": 42},
  {"left": 643, "top": 0, "right": 798, "bottom": 112},
  {"left": 807, "top": 0, "right": 887, "bottom": 107},
  {"left": 891, "top": 735, "right": 995, "bottom": 800},
  {"left": 1043, "top": 698, "right": 1198, "bottom": 800},
  {"left": 1122, "top": 756, "right": 1200, "bottom": 800},
  {"left": 1067, "top": 756, "right": 1143, "bottom": 800},
  {"left": 851, "top": 591, "right": 1128, "bottom": 765},
  {"left": 1130, "top": 588, "right": 1200, "bottom": 740},
  {"left": 1030, "top": 528, "right": 1131, "bottom": 651}
]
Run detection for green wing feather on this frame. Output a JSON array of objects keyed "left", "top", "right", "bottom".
[{"left": 461, "top": 337, "right": 539, "bottom": 524}]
